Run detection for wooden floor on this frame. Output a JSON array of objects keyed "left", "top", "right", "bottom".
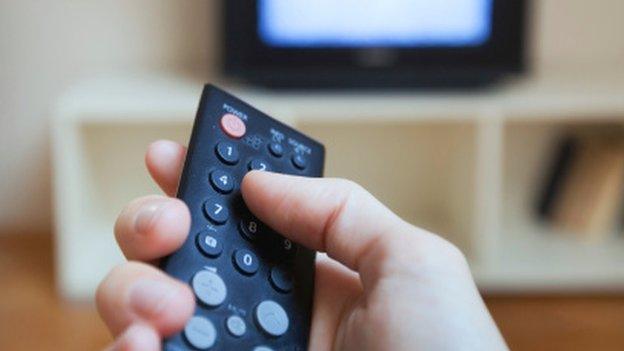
[{"left": 1, "top": 233, "right": 624, "bottom": 350}]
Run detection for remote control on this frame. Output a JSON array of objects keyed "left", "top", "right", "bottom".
[{"left": 162, "top": 85, "right": 325, "bottom": 351}]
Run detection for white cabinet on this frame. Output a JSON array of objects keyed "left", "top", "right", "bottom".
[{"left": 52, "top": 72, "right": 624, "bottom": 300}]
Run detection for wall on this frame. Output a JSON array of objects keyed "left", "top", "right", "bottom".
[
  {"left": 0, "top": 0, "right": 216, "bottom": 233},
  {"left": 0, "top": 0, "right": 622, "bottom": 234}
]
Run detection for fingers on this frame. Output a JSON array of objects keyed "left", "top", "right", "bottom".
[
  {"left": 103, "top": 324, "right": 160, "bottom": 351},
  {"left": 309, "top": 255, "right": 362, "bottom": 351},
  {"left": 241, "top": 171, "right": 415, "bottom": 285},
  {"left": 96, "top": 261, "right": 195, "bottom": 337},
  {"left": 145, "top": 140, "right": 186, "bottom": 196},
  {"left": 114, "top": 195, "right": 190, "bottom": 261}
]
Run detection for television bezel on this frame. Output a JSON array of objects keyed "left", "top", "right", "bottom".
[{"left": 223, "top": 0, "right": 527, "bottom": 88}]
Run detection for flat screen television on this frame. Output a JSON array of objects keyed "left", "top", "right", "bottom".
[{"left": 223, "top": 0, "right": 527, "bottom": 89}]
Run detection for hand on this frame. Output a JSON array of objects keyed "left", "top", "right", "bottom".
[{"left": 96, "top": 140, "right": 508, "bottom": 350}]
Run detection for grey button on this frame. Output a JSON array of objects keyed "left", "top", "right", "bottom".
[
  {"left": 226, "top": 315, "right": 247, "bottom": 337},
  {"left": 184, "top": 316, "right": 217, "bottom": 350},
  {"left": 255, "top": 300, "right": 289, "bottom": 337},
  {"left": 253, "top": 347, "right": 274, "bottom": 351},
  {"left": 192, "top": 270, "right": 227, "bottom": 307}
]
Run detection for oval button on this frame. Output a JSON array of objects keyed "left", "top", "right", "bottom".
[
  {"left": 192, "top": 270, "right": 227, "bottom": 307},
  {"left": 220, "top": 113, "right": 246, "bottom": 139}
]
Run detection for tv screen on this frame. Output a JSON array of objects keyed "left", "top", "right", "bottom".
[
  {"left": 224, "top": 0, "right": 526, "bottom": 88},
  {"left": 258, "top": 0, "right": 493, "bottom": 48}
]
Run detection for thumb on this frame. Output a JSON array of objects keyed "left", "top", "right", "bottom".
[{"left": 241, "top": 171, "right": 418, "bottom": 287}]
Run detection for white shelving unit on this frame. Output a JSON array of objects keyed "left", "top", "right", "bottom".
[{"left": 52, "top": 71, "right": 624, "bottom": 300}]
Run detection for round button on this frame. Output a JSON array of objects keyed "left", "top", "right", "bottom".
[
  {"left": 239, "top": 217, "right": 261, "bottom": 241},
  {"left": 215, "top": 142, "right": 239, "bottom": 165},
  {"left": 184, "top": 316, "right": 217, "bottom": 350},
  {"left": 269, "top": 266, "right": 293, "bottom": 293},
  {"left": 268, "top": 142, "right": 284, "bottom": 158},
  {"left": 276, "top": 237, "right": 297, "bottom": 259},
  {"left": 233, "top": 249, "right": 259, "bottom": 275},
  {"left": 209, "top": 170, "right": 234, "bottom": 194},
  {"left": 196, "top": 232, "right": 223, "bottom": 258},
  {"left": 253, "top": 347, "right": 274, "bottom": 351},
  {"left": 248, "top": 159, "right": 270, "bottom": 172},
  {"left": 291, "top": 154, "right": 307, "bottom": 170},
  {"left": 225, "top": 315, "right": 247, "bottom": 337},
  {"left": 255, "top": 300, "right": 289, "bottom": 337},
  {"left": 203, "top": 199, "right": 229, "bottom": 225},
  {"left": 220, "top": 113, "right": 246, "bottom": 139},
  {"left": 192, "top": 270, "right": 227, "bottom": 307}
]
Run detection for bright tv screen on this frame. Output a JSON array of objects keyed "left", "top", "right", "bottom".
[{"left": 258, "top": 0, "right": 494, "bottom": 48}]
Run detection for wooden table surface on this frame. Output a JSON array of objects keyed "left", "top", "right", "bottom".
[{"left": 1, "top": 233, "right": 623, "bottom": 350}]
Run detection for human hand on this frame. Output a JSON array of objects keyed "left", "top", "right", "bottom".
[{"left": 96, "top": 140, "right": 507, "bottom": 350}]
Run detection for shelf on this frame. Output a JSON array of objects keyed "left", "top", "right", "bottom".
[{"left": 52, "top": 71, "right": 624, "bottom": 300}]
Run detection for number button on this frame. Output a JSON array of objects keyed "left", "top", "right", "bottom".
[
  {"left": 196, "top": 231, "right": 223, "bottom": 258},
  {"left": 248, "top": 159, "right": 270, "bottom": 172},
  {"left": 233, "top": 249, "right": 259, "bottom": 275},
  {"left": 210, "top": 170, "right": 234, "bottom": 194},
  {"left": 269, "top": 266, "right": 293, "bottom": 293},
  {"left": 203, "top": 199, "right": 229, "bottom": 225},
  {"left": 276, "top": 237, "right": 297, "bottom": 259},
  {"left": 268, "top": 142, "right": 284, "bottom": 158},
  {"left": 239, "top": 217, "right": 261, "bottom": 241},
  {"left": 215, "top": 142, "right": 239, "bottom": 165}
]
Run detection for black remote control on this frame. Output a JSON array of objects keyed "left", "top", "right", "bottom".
[{"left": 162, "top": 85, "right": 325, "bottom": 351}]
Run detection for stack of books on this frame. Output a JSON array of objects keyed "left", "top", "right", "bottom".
[{"left": 537, "top": 129, "right": 624, "bottom": 240}]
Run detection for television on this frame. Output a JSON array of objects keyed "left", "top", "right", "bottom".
[{"left": 223, "top": 0, "right": 527, "bottom": 89}]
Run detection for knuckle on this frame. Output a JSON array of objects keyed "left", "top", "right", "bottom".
[{"left": 379, "top": 228, "right": 469, "bottom": 277}]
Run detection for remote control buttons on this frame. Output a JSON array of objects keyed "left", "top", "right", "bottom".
[
  {"left": 220, "top": 113, "right": 246, "bottom": 139},
  {"left": 291, "top": 154, "right": 307, "bottom": 170},
  {"left": 268, "top": 142, "right": 284, "bottom": 157},
  {"left": 215, "top": 142, "right": 239, "bottom": 165},
  {"left": 269, "top": 266, "right": 293, "bottom": 293},
  {"left": 196, "top": 231, "right": 223, "bottom": 258},
  {"left": 184, "top": 316, "right": 217, "bottom": 350},
  {"left": 225, "top": 315, "right": 247, "bottom": 337},
  {"left": 203, "top": 199, "right": 229, "bottom": 225},
  {"left": 239, "top": 217, "right": 261, "bottom": 241},
  {"left": 248, "top": 159, "right": 270, "bottom": 172},
  {"left": 192, "top": 270, "right": 227, "bottom": 307},
  {"left": 276, "top": 237, "right": 297, "bottom": 259},
  {"left": 255, "top": 300, "right": 289, "bottom": 337},
  {"left": 233, "top": 249, "right": 259, "bottom": 275},
  {"left": 210, "top": 170, "right": 234, "bottom": 194}
]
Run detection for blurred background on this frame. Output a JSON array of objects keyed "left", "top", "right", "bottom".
[{"left": 2, "top": 0, "right": 624, "bottom": 350}]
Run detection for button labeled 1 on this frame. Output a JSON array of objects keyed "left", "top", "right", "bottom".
[{"left": 215, "top": 142, "right": 239, "bottom": 165}]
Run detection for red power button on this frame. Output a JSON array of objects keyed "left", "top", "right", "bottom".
[{"left": 220, "top": 113, "right": 246, "bottom": 139}]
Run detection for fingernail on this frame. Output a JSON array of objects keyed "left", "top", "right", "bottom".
[
  {"left": 134, "top": 200, "right": 170, "bottom": 235},
  {"left": 129, "top": 279, "right": 180, "bottom": 318}
]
